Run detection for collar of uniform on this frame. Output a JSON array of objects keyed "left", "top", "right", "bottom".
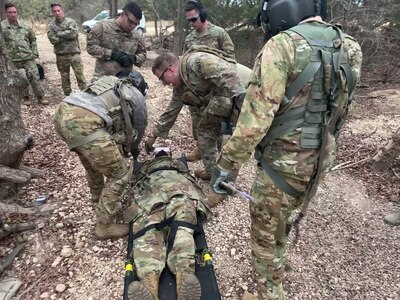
[
  {"left": 299, "top": 16, "right": 325, "bottom": 25},
  {"left": 3, "top": 19, "right": 22, "bottom": 27},
  {"left": 196, "top": 21, "right": 213, "bottom": 37}
]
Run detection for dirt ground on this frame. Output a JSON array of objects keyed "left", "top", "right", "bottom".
[{"left": 0, "top": 32, "right": 399, "bottom": 300}]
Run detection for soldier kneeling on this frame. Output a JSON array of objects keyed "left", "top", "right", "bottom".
[{"left": 124, "top": 148, "right": 212, "bottom": 300}]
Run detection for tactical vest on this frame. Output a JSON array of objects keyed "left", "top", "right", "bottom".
[
  {"left": 256, "top": 23, "right": 357, "bottom": 199},
  {"left": 179, "top": 45, "right": 237, "bottom": 107},
  {"left": 64, "top": 76, "right": 137, "bottom": 152}
]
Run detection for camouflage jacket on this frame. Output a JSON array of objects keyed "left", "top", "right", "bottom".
[
  {"left": 1, "top": 19, "right": 38, "bottom": 62},
  {"left": 47, "top": 17, "right": 81, "bottom": 55},
  {"left": 218, "top": 20, "right": 363, "bottom": 182},
  {"left": 125, "top": 156, "right": 212, "bottom": 222},
  {"left": 153, "top": 49, "right": 247, "bottom": 138},
  {"left": 184, "top": 22, "right": 235, "bottom": 59},
  {"left": 86, "top": 19, "right": 147, "bottom": 77}
]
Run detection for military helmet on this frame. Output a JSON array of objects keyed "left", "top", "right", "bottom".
[
  {"left": 116, "top": 70, "right": 149, "bottom": 96},
  {"left": 258, "top": 0, "right": 327, "bottom": 38}
]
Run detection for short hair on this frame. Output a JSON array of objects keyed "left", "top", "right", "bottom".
[
  {"left": 50, "top": 3, "right": 62, "bottom": 9},
  {"left": 184, "top": 0, "right": 203, "bottom": 12},
  {"left": 152, "top": 52, "right": 179, "bottom": 75},
  {"left": 123, "top": 1, "right": 142, "bottom": 20},
  {"left": 5, "top": 3, "right": 16, "bottom": 11}
]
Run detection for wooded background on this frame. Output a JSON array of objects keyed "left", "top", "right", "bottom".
[{"left": 0, "top": 0, "right": 398, "bottom": 76}]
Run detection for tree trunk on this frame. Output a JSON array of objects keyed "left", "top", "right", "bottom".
[
  {"left": 173, "top": 0, "right": 184, "bottom": 55},
  {"left": 0, "top": 27, "right": 32, "bottom": 198},
  {"left": 109, "top": 0, "right": 118, "bottom": 18}
]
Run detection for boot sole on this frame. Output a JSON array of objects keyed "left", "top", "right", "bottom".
[
  {"left": 179, "top": 274, "right": 201, "bottom": 300},
  {"left": 128, "top": 281, "right": 155, "bottom": 300}
]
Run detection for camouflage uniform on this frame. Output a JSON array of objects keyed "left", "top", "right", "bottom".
[
  {"left": 181, "top": 23, "right": 235, "bottom": 142},
  {"left": 153, "top": 47, "right": 249, "bottom": 175},
  {"left": 47, "top": 16, "right": 86, "bottom": 95},
  {"left": 53, "top": 76, "right": 147, "bottom": 224},
  {"left": 216, "top": 20, "right": 363, "bottom": 299},
  {"left": 86, "top": 19, "right": 147, "bottom": 79},
  {"left": 1, "top": 19, "right": 44, "bottom": 100},
  {"left": 124, "top": 156, "right": 211, "bottom": 279}
]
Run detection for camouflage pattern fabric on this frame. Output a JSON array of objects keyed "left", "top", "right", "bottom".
[
  {"left": 86, "top": 19, "right": 147, "bottom": 78},
  {"left": 13, "top": 59, "right": 44, "bottom": 99},
  {"left": 56, "top": 54, "right": 86, "bottom": 95},
  {"left": 124, "top": 156, "right": 211, "bottom": 279},
  {"left": 47, "top": 17, "right": 86, "bottom": 95},
  {"left": 53, "top": 102, "right": 130, "bottom": 223},
  {"left": 1, "top": 19, "right": 44, "bottom": 99},
  {"left": 184, "top": 22, "right": 235, "bottom": 60},
  {"left": 162, "top": 22, "right": 235, "bottom": 144},
  {"left": 1, "top": 19, "right": 38, "bottom": 62},
  {"left": 217, "top": 20, "right": 363, "bottom": 299},
  {"left": 153, "top": 51, "right": 247, "bottom": 174}
]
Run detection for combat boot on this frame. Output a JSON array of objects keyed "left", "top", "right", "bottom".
[
  {"left": 176, "top": 271, "right": 201, "bottom": 300},
  {"left": 127, "top": 272, "right": 159, "bottom": 300},
  {"left": 194, "top": 169, "right": 211, "bottom": 180},
  {"left": 186, "top": 149, "right": 201, "bottom": 162},
  {"left": 95, "top": 222, "right": 129, "bottom": 240},
  {"left": 38, "top": 97, "right": 49, "bottom": 105},
  {"left": 22, "top": 96, "right": 31, "bottom": 106},
  {"left": 384, "top": 212, "right": 400, "bottom": 226},
  {"left": 206, "top": 193, "right": 227, "bottom": 208},
  {"left": 242, "top": 291, "right": 260, "bottom": 300}
]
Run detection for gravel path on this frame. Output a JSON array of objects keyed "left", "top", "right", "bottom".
[{"left": 0, "top": 33, "right": 399, "bottom": 300}]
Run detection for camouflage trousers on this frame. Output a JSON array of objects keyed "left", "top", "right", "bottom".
[
  {"left": 53, "top": 102, "right": 130, "bottom": 224},
  {"left": 250, "top": 166, "right": 308, "bottom": 300},
  {"left": 132, "top": 194, "right": 197, "bottom": 280},
  {"left": 13, "top": 59, "right": 44, "bottom": 99},
  {"left": 196, "top": 112, "right": 238, "bottom": 179},
  {"left": 56, "top": 54, "right": 86, "bottom": 96}
]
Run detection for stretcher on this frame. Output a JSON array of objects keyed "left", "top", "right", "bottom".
[{"left": 122, "top": 158, "right": 221, "bottom": 300}]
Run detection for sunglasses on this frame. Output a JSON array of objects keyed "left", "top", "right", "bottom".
[
  {"left": 187, "top": 16, "right": 199, "bottom": 23},
  {"left": 158, "top": 65, "right": 171, "bottom": 81},
  {"left": 125, "top": 12, "right": 139, "bottom": 26}
]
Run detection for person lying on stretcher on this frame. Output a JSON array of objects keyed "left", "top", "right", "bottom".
[{"left": 123, "top": 147, "right": 212, "bottom": 300}]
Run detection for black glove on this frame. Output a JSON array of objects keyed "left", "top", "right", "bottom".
[
  {"left": 131, "top": 147, "right": 140, "bottom": 160},
  {"left": 111, "top": 49, "right": 131, "bottom": 67}
]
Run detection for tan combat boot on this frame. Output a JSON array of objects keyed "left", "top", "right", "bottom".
[
  {"left": 38, "top": 97, "right": 49, "bottom": 105},
  {"left": 206, "top": 193, "right": 227, "bottom": 208},
  {"left": 176, "top": 271, "right": 201, "bottom": 300},
  {"left": 128, "top": 272, "right": 159, "bottom": 300},
  {"left": 186, "top": 149, "right": 201, "bottom": 162},
  {"left": 95, "top": 222, "right": 129, "bottom": 240},
  {"left": 194, "top": 169, "right": 211, "bottom": 180},
  {"left": 22, "top": 96, "right": 31, "bottom": 106}
]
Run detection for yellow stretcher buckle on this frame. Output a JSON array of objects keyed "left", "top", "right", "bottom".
[{"left": 126, "top": 264, "right": 133, "bottom": 272}]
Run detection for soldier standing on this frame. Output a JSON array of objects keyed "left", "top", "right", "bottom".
[
  {"left": 47, "top": 3, "right": 86, "bottom": 96},
  {"left": 124, "top": 149, "right": 211, "bottom": 300},
  {"left": 1, "top": 3, "right": 46, "bottom": 105},
  {"left": 211, "top": 0, "right": 363, "bottom": 299},
  {"left": 53, "top": 71, "right": 148, "bottom": 239},
  {"left": 147, "top": 48, "right": 250, "bottom": 207},
  {"left": 148, "top": 0, "right": 236, "bottom": 172},
  {"left": 86, "top": 1, "right": 147, "bottom": 79}
]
